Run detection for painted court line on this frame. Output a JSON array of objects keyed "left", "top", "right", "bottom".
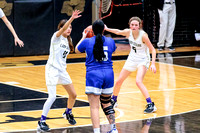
[
  {"left": 118, "top": 86, "right": 200, "bottom": 95},
  {"left": 0, "top": 82, "right": 89, "bottom": 103},
  {"left": 77, "top": 86, "right": 200, "bottom": 97}
]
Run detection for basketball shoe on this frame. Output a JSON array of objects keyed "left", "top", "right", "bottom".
[
  {"left": 144, "top": 102, "right": 157, "bottom": 113},
  {"left": 111, "top": 99, "right": 118, "bottom": 108},
  {"left": 37, "top": 121, "right": 50, "bottom": 132},
  {"left": 63, "top": 112, "right": 76, "bottom": 125}
]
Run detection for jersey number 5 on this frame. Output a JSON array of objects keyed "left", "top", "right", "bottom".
[
  {"left": 132, "top": 46, "right": 137, "bottom": 53},
  {"left": 103, "top": 51, "right": 108, "bottom": 61}
]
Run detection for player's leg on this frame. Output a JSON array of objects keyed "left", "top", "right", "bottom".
[
  {"left": 63, "top": 84, "right": 77, "bottom": 109},
  {"left": 38, "top": 85, "right": 57, "bottom": 131},
  {"left": 59, "top": 70, "right": 77, "bottom": 125},
  {"left": 136, "top": 65, "right": 148, "bottom": 98},
  {"left": 62, "top": 83, "right": 77, "bottom": 125},
  {"left": 136, "top": 65, "right": 156, "bottom": 113},
  {"left": 87, "top": 94, "right": 101, "bottom": 133},
  {"left": 85, "top": 69, "right": 103, "bottom": 133},
  {"left": 101, "top": 69, "right": 118, "bottom": 133},
  {"left": 112, "top": 68, "right": 131, "bottom": 107},
  {"left": 100, "top": 95, "right": 118, "bottom": 133}
]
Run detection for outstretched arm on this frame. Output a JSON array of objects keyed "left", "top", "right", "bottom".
[
  {"left": 1, "top": 16, "right": 24, "bottom": 47},
  {"left": 143, "top": 33, "right": 156, "bottom": 73},
  {"left": 75, "top": 30, "right": 88, "bottom": 54},
  {"left": 104, "top": 25, "right": 130, "bottom": 37},
  {"left": 56, "top": 10, "right": 81, "bottom": 37}
]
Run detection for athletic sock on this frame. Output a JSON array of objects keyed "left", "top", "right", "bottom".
[
  {"left": 40, "top": 115, "right": 46, "bottom": 122},
  {"left": 93, "top": 128, "right": 100, "bottom": 133},
  {"left": 146, "top": 97, "right": 152, "bottom": 104},
  {"left": 65, "top": 108, "right": 72, "bottom": 114},
  {"left": 146, "top": 120, "right": 152, "bottom": 126},
  {"left": 112, "top": 95, "right": 118, "bottom": 102},
  {"left": 110, "top": 123, "right": 116, "bottom": 130}
]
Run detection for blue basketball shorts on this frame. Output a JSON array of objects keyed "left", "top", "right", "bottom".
[{"left": 85, "top": 68, "right": 114, "bottom": 95}]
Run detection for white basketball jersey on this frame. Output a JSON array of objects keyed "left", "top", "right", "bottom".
[
  {"left": 128, "top": 29, "right": 150, "bottom": 60},
  {"left": 47, "top": 31, "right": 70, "bottom": 70},
  {"left": 0, "top": 8, "right": 5, "bottom": 18}
]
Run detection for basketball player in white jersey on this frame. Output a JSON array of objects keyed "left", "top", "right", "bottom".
[
  {"left": 105, "top": 16, "right": 157, "bottom": 113},
  {"left": 0, "top": 8, "right": 24, "bottom": 47},
  {"left": 37, "top": 10, "right": 81, "bottom": 132}
]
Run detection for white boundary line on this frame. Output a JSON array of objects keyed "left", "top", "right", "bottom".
[
  {"left": 76, "top": 86, "right": 200, "bottom": 97},
  {"left": 0, "top": 106, "right": 89, "bottom": 114},
  {"left": 0, "top": 54, "right": 199, "bottom": 69}
]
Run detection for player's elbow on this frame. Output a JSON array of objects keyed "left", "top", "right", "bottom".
[{"left": 75, "top": 48, "right": 81, "bottom": 54}]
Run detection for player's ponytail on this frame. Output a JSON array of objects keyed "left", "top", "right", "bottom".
[
  {"left": 57, "top": 19, "right": 74, "bottom": 53},
  {"left": 92, "top": 19, "right": 105, "bottom": 61}
]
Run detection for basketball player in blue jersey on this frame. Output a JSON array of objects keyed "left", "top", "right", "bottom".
[
  {"left": 37, "top": 10, "right": 81, "bottom": 132},
  {"left": 105, "top": 17, "right": 157, "bottom": 113},
  {"left": 75, "top": 19, "right": 118, "bottom": 133}
]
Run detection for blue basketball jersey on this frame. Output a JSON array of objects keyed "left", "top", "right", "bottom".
[{"left": 77, "top": 36, "right": 116, "bottom": 71}]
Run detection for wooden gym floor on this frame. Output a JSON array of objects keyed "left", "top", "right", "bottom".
[{"left": 0, "top": 45, "right": 200, "bottom": 133}]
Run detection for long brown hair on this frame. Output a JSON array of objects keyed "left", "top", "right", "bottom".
[{"left": 57, "top": 19, "right": 74, "bottom": 53}]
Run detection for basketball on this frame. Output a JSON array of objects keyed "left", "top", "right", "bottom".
[{"left": 84, "top": 25, "right": 94, "bottom": 38}]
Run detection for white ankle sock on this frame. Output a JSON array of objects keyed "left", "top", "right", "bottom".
[
  {"left": 110, "top": 124, "right": 116, "bottom": 130},
  {"left": 93, "top": 128, "right": 100, "bottom": 133}
]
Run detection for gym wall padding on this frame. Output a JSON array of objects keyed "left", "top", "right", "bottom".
[
  {"left": 13, "top": 0, "right": 54, "bottom": 56},
  {"left": 54, "top": 0, "right": 92, "bottom": 47},
  {"left": 0, "top": 0, "right": 92, "bottom": 57},
  {"left": 0, "top": 0, "right": 14, "bottom": 56}
]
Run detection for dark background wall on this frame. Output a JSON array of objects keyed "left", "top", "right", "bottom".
[
  {"left": 0, "top": 0, "right": 92, "bottom": 57},
  {"left": 0, "top": 0, "right": 199, "bottom": 57},
  {"left": 103, "top": 0, "right": 200, "bottom": 47}
]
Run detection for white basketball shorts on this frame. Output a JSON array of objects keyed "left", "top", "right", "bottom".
[
  {"left": 123, "top": 57, "right": 150, "bottom": 72},
  {"left": 45, "top": 64, "right": 72, "bottom": 86}
]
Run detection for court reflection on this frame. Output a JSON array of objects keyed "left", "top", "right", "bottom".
[
  {"left": 140, "top": 119, "right": 152, "bottom": 133},
  {"left": 158, "top": 53, "right": 176, "bottom": 115},
  {"left": 195, "top": 52, "right": 200, "bottom": 68}
]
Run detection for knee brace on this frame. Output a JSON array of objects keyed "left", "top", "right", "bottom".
[
  {"left": 100, "top": 95, "right": 111, "bottom": 104},
  {"left": 102, "top": 105, "right": 115, "bottom": 115},
  {"left": 100, "top": 95, "right": 115, "bottom": 115}
]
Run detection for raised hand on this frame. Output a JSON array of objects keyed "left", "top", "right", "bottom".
[{"left": 72, "top": 10, "right": 82, "bottom": 19}]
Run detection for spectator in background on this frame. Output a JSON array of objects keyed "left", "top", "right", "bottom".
[
  {"left": 0, "top": 8, "right": 24, "bottom": 47},
  {"left": 155, "top": 0, "right": 176, "bottom": 51},
  {"left": 194, "top": 21, "right": 200, "bottom": 41}
]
